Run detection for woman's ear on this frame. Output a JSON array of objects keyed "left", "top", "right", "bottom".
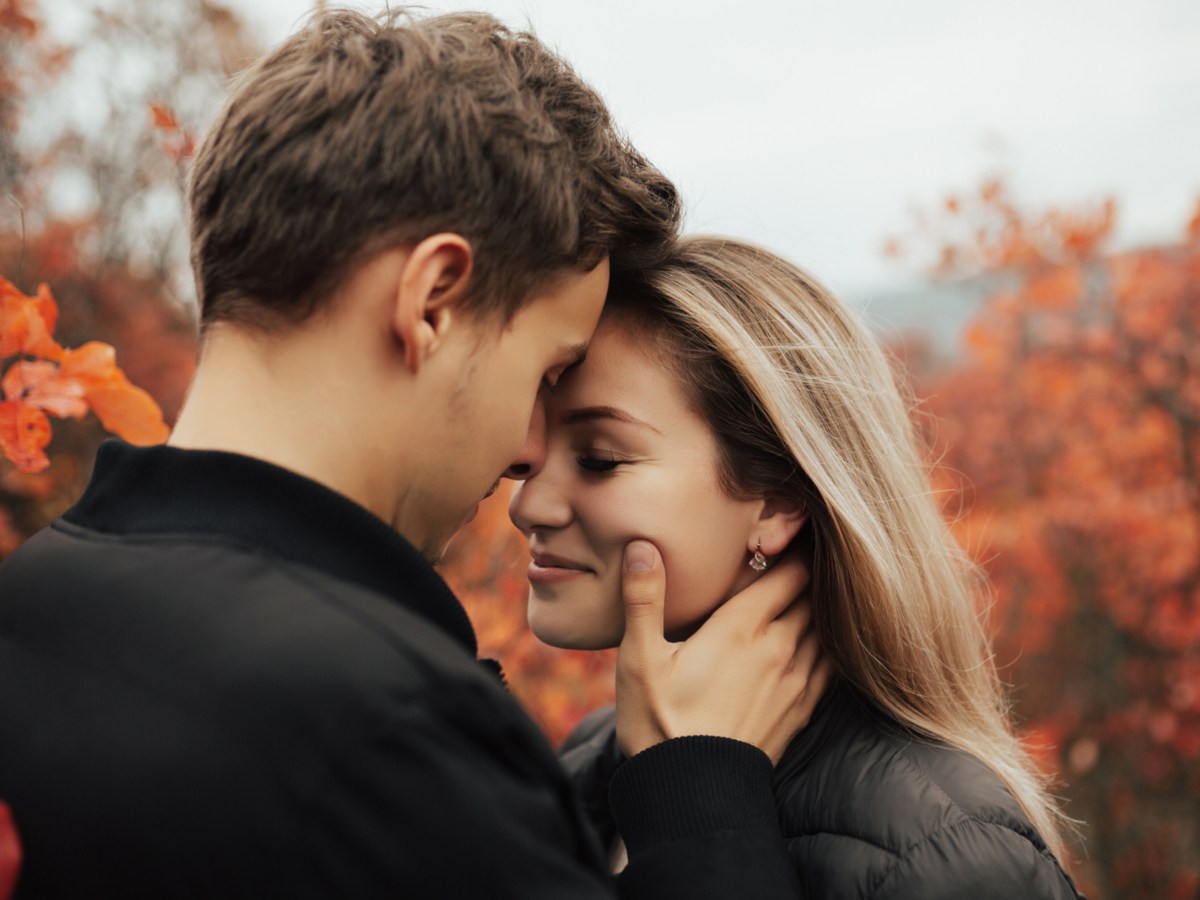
[
  {"left": 393, "top": 233, "right": 473, "bottom": 374},
  {"left": 751, "top": 496, "right": 809, "bottom": 557}
]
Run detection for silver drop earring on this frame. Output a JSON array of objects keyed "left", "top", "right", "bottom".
[{"left": 749, "top": 541, "right": 768, "bottom": 572}]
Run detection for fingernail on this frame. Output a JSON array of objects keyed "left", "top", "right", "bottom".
[{"left": 625, "top": 540, "right": 656, "bottom": 573}]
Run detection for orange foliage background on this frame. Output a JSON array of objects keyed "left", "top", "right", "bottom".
[
  {"left": 2, "top": 2, "right": 1198, "bottom": 898},
  {"left": 891, "top": 180, "right": 1200, "bottom": 899}
]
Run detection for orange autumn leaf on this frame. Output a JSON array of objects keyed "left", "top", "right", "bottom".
[
  {"left": 0, "top": 400, "right": 52, "bottom": 473},
  {"left": 59, "top": 342, "right": 169, "bottom": 445},
  {"left": 1, "top": 360, "right": 87, "bottom": 418},
  {"left": 82, "top": 380, "right": 169, "bottom": 445},
  {"left": 149, "top": 103, "right": 195, "bottom": 161},
  {"left": 149, "top": 101, "right": 178, "bottom": 132},
  {"left": 0, "top": 277, "right": 63, "bottom": 360},
  {"left": 57, "top": 341, "right": 117, "bottom": 384},
  {"left": 33, "top": 282, "right": 57, "bottom": 335}
]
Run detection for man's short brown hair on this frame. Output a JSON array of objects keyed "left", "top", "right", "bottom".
[{"left": 188, "top": 7, "right": 680, "bottom": 330}]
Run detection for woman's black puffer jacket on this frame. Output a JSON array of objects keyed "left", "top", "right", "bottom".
[{"left": 560, "top": 679, "right": 1085, "bottom": 900}]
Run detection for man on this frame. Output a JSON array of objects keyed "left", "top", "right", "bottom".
[{"left": 0, "top": 9, "right": 822, "bottom": 898}]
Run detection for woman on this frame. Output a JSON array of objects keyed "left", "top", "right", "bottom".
[{"left": 508, "top": 236, "right": 1085, "bottom": 898}]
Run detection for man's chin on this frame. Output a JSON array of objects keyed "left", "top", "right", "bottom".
[{"left": 421, "top": 529, "right": 457, "bottom": 567}]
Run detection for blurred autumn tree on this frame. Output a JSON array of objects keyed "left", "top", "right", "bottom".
[
  {"left": 0, "top": 0, "right": 255, "bottom": 551},
  {"left": 891, "top": 179, "right": 1200, "bottom": 900}
]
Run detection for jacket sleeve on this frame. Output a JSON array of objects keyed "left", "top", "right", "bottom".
[
  {"left": 561, "top": 705, "right": 803, "bottom": 900},
  {"left": 611, "top": 737, "right": 805, "bottom": 900},
  {"left": 872, "top": 818, "right": 1085, "bottom": 900},
  {"left": 559, "top": 706, "right": 625, "bottom": 849}
]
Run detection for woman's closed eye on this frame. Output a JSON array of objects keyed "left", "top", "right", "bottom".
[{"left": 576, "top": 452, "right": 629, "bottom": 474}]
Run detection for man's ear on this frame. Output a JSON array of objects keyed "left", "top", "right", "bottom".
[
  {"left": 751, "top": 496, "right": 809, "bottom": 557},
  {"left": 393, "top": 233, "right": 473, "bottom": 374}
]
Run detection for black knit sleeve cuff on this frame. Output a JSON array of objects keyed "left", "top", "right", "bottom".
[{"left": 608, "top": 736, "right": 780, "bottom": 857}]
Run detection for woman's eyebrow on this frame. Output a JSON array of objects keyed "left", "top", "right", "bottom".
[{"left": 562, "top": 405, "right": 662, "bottom": 435}]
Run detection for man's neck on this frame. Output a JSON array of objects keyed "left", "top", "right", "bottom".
[{"left": 169, "top": 325, "right": 414, "bottom": 539}]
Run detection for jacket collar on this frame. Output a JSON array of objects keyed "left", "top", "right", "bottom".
[
  {"left": 772, "top": 678, "right": 863, "bottom": 782},
  {"left": 62, "top": 440, "right": 478, "bottom": 657}
]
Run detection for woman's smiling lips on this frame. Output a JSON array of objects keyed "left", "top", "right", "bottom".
[{"left": 528, "top": 550, "right": 594, "bottom": 584}]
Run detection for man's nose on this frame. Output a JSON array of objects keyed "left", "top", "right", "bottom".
[{"left": 503, "top": 391, "right": 548, "bottom": 480}]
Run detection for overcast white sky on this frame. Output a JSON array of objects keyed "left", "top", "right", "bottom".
[{"left": 224, "top": 0, "right": 1199, "bottom": 308}]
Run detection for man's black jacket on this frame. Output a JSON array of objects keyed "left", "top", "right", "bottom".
[{"left": 0, "top": 442, "right": 800, "bottom": 898}]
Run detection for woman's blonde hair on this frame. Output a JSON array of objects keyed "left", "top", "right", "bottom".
[{"left": 607, "top": 234, "right": 1073, "bottom": 862}]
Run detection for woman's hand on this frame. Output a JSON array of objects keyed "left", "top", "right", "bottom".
[{"left": 615, "top": 539, "right": 832, "bottom": 764}]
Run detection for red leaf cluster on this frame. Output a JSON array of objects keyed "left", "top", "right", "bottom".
[
  {"left": 0, "top": 801, "right": 20, "bottom": 900},
  {"left": 0, "top": 277, "right": 168, "bottom": 472}
]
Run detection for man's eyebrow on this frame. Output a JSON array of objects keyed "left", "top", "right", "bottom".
[{"left": 561, "top": 405, "right": 662, "bottom": 435}]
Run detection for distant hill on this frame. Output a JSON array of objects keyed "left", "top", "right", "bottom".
[{"left": 848, "top": 279, "right": 988, "bottom": 366}]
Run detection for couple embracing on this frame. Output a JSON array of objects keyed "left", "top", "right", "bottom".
[{"left": 0, "top": 8, "right": 1083, "bottom": 899}]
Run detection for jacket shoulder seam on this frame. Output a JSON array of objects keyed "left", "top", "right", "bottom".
[
  {"left": 889, "top": 735, "right": 1049, "bottom": 847},
  {"left": 784, "top": 829, "right": 903, "bottom": 860},
  {"left": 53, "top": 517, "right": 471, "bottom": 673},
  {"left": 868, "top": 815, "right": 1060, "bottom": 898}
]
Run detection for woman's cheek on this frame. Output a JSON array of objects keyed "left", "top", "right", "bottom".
[
  {"left": 586, "top": 473, "right": 732, "bottom": 637},
  {"left": 582, "top": 480, "right": 665, "bottom": 561},
  {"left": 660, "top": 496, "right": 753, "bottom": 636},
  {"left": 662, "top": 563, "right": 723, "bottom": 636}
]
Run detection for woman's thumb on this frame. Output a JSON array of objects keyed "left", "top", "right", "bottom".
[{"left": 620, "top": 540, "right": 666, "bottom": 653}]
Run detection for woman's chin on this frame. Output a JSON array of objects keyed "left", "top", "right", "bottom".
[
  {"left": 528, "top": 616, "right": 622, "bottom": 651},
  {"left": 526, "top": 592, "right": 623, "bottom": 650}
]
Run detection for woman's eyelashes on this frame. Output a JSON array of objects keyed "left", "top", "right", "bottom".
[{"left": 575, "top": 451, "right": 629, "bottom": 474}]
